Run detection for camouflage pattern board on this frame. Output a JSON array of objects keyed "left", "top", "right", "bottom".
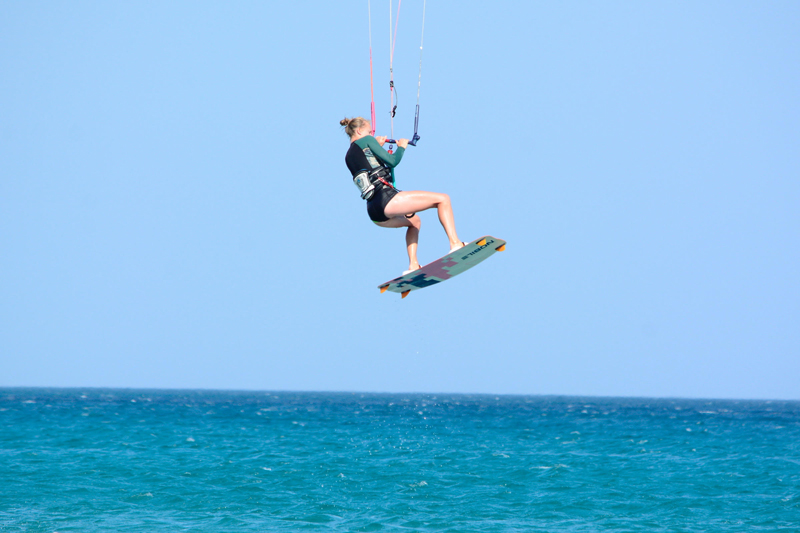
[{"left": 378, "top": 236, "right": 507, "bottom": 298}]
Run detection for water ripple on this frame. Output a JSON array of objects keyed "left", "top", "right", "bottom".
[{"left": 1, "top": 389, "right": 798, "bottom": 531}]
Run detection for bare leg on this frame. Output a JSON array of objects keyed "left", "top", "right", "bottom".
[
  {"left": 405, "top": 222, "right": 420, "bottom": 271},
  {"left": 383, "top": 191, "right": 463, "bottom": 252},
  {"left": 375, "top": 214, "right": 422, "bottom": 271}
]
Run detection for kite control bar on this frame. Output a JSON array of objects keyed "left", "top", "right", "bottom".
[
  {"left": 386, "top": 133, "right": 421, "bottom": 147},
  {"left": 386, "top": 104, "right": 422, "bottom": 147}
]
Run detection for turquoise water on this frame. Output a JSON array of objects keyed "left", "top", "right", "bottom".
[{"left": 1, "top": 389, "right": 798, "bottom": 531}]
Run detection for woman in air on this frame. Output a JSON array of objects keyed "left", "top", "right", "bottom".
[{"left": 341, "top": 116, "right": 463, "bottom": 274}]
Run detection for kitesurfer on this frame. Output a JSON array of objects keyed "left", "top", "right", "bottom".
[{"left": 341, "top": 116, "right": 464, "bottom": 274}]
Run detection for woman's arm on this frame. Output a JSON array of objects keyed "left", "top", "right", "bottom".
[{"left": 362, "top": 136, "right": 405, "bottom": 168}]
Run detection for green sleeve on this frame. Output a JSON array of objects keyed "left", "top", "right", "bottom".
[{"left": 357, "top": 136, "right": 405, "bottom": 168}]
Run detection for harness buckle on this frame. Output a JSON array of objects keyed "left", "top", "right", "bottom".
[
  {"left": 353, "top": 171, "right": 375, "bottom": 200},
  {"left": 354, "top": 167, "right": 393, "bottom": 201}
]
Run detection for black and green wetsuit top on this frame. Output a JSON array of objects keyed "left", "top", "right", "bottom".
[
  {"left": 345, "top": 136, "right": 405, "bottom": 185},
  {"left": 345, "top": 136, "right": 407, "bottom": 223}
]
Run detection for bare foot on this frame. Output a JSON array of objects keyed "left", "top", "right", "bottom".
[
  {"left": 402, "top": 262, "right": 421, "bottom": 275},
  {"left": 402, "top": 264, "right": 420, "bottom": 275},
  {"left": 449, "top": 241, "right": 466, "bottom": 253}
]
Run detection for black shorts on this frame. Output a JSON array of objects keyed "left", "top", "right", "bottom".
[{"left": 366, "top": 185, "right": 398, "bottom": 223}]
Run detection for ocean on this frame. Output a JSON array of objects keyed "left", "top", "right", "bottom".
[{"left": 1, "top": 389, "right": 798, "bottom": 531}]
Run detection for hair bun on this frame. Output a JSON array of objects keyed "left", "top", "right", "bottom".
[{"left": 340, "top": 116, "right": 367, "bottom": 138}]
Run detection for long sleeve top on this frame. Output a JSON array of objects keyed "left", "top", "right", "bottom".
[{"left": 345, "top": 136, "right": 405, "bottom": 185}]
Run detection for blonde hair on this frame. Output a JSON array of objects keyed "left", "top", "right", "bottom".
[{"left": 340, "top": 117, "right": 369, "bottom": 138}]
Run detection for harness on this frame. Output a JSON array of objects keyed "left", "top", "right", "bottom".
[{"left": 353, "top": 166, "right": 394, "bottom": 201}]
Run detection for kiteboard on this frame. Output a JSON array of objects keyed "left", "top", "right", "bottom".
[{"left": 378, "top": 236, "right": 507, "bottom": 298}]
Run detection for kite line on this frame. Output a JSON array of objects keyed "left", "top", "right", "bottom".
[{"left": 367, "top": 0, "right": 426, "bottom": 148}]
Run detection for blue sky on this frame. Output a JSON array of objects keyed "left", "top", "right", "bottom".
[{"left": 2, "top": 2, "right": 798, "bottom": 399}]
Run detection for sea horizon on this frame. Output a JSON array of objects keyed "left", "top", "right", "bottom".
[{"left": 2, "top": 385, "right": 798, "bottom": 403}]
